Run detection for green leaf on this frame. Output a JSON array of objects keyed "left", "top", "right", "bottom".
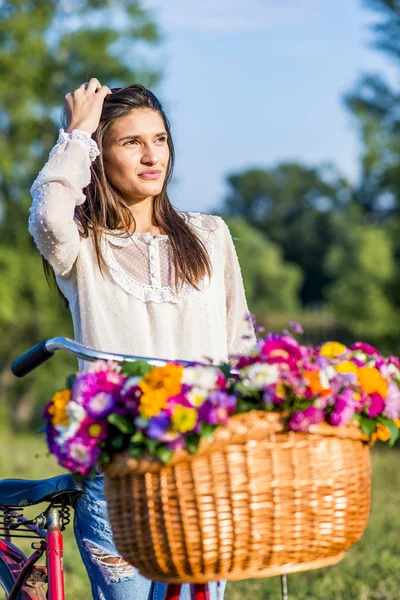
[
  {"left": 155, "top": 446, "right": 173, "bottom": 464},
  {"left": 185, "top": 434, "right": 200, "bottom": 455},
  {"left": 110, "top": 434, "right": 126, "bottom": 451},
  {"left": 107, "top": 414, "right": 135, "bottom": 435},
  {"left": 218, "top": 363, "right": 232, "bottom": 379},
  {"left": 130, "top": 431, "right": 145, "bottom": 443},
  {"left": 377, "top": 416, "right": 400, "bottom": 447},
  {"left": 121, "top": 360, "right": 153, "bottom": 377},
  {"left": 65, "top": 372, "right": 77, "bottom": 389},
  {"left": 129, "top": 445, "right": 145, "bottom": 459},
  {"left": 358, "top": 416, "right": 378, "bottom": 439},
  {"left": 199, "top": 423, "right": 216, "bottom": 439}
]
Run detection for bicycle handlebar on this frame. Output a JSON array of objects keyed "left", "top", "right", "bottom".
[{"left": 11, "top": 337, "right": 198, "bottom": 378}]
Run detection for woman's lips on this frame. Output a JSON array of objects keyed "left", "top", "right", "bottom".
[{"left": 138, "top": 170, "right": 162, "bottom": 180}]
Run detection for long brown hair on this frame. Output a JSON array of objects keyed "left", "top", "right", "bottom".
[{"left": 44, "top": 84, "right": 212, "bottom": 299}]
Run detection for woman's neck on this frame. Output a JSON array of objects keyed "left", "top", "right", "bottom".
[{"left": 123, "top": 196, "right": 164, "bottom": 235}]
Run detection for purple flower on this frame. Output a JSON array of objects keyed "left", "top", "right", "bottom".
[
  {"left": 198, "top": 390, "right": 236, "bottom": 425},
  {"left": 116, "top": 379, "right": 142, "bottom": 417},
  {"left": 85, "top": 392, "right": 116, "bottom": 419},
  {"left": 72, "top": 370, "right": 125, "bottom": 405},
  {"left": 289, "top": 406, "right": 324, "bottom": 432},
  {"left": 328, "top": 389, "right": 357, "bottom": 426},
  {"left": 166, "top": 437, "right": 185, "bottom": 451},
  {"left": 289, "top": 321, "right": 304, "bottom": 334},
  {"left": 147, "top": 413, "right": 171, "bottom": 440},
  {"left": 383, "top": 383, "right": 400, "bottom": 420},
  {"left": 57, "top": 436, "right": 100, "bottom": 476}
]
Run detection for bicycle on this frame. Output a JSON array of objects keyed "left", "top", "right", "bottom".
[{"left": 0, "top": 337, "right": 290, "bottom": 600}]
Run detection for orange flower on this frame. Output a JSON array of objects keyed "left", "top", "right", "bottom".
[
  {"left": 303, "top": 370, "right": 331, "bottom": 396},
  {"left": 48, "top": 389, "right": 71, "bottom": 426},
  {"left": 139, "top": 364, "right": 183, "bottom": 418},
  {"left": 357, "top": 366, "right": 388, "bottom": 398},
  {"left": 371, "top": 423, "right": 391, "bottom": 443}
]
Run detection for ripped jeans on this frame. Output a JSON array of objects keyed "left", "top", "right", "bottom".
[{"left": 73, "top": 473, "right": 227, "bottom": 600}]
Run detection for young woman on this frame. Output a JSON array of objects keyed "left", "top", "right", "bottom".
[{"left": 29, "top": 79, "right": 256, "bottom": 600}]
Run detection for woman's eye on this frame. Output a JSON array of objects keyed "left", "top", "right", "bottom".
[{"left": 157, "top": 136, "right": 167, "bottom": 143}]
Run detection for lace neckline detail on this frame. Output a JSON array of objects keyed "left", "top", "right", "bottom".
[{"left": 101, "top": 212, "right": 219, "bottom": 303}]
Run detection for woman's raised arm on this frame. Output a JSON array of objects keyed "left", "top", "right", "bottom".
[{"left": 28, "top": 79, "right": 111, "bottom": 277}]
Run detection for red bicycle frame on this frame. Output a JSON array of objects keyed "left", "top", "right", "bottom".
[{"left": 0, "top": 505, "right": 65, "bottom": 599}]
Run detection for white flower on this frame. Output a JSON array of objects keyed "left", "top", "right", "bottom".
[
  {"left": 187, "top": 386, "right": 209, "bottom": 407},
  {"left": 55, "top": 421, "right": 80, "bottom": 444},
  {"left": 182, "top": 366, "right": 219, "bottom": 390},
  {"left": 66, "top": 401, "right": 86, "bottom": 424},
  {"left": 240, "top": 363, "right": 279, "bottom": 391},
  {"left": 385, "top": 363, "right": 400, "bottom": 378},
  {"left": 319, "top": 366, "right": 336, "bottom": 389}
]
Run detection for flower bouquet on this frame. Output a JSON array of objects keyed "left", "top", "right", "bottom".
[{"left": 44, "top": 323, "right": 400, "bottom": 582}]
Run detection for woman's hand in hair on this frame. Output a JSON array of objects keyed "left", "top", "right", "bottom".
[{"left": 65, "top": 78, "right": 112, "bottom": 135}]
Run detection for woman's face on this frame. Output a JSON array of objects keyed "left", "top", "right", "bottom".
[{"left": 103, "top": 108, "right": 170, "bottom": 204}]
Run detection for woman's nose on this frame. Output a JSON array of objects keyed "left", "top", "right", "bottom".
[{"left": 141, "top": 146, "right": 159, "bottom": 165}]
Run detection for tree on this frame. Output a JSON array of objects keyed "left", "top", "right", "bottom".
[
  {"left": 221, "top": 163, "right": 353, "bottom": 306},
  {"left": 224, "top": 217, "right": 303, "bottom": 316},
  {"left": 0, "top": 0, "right": 162, "bottom": 427},
  {"left": 324, "top": 225, "right": 399, "bottom": 352},
  {"left": 345, "top": 0, "right": 400, "bottom": 219}
]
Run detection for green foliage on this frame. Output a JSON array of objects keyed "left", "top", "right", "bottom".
[
  {"left": 325, "top": 195, "right": 399, "bottom": 349},
  {"left": 223, "top": 217, "right": 303, "bottom": 314},
  {"left": 121, "top": 360, "right": 154, "bottom": 377},
  {"left": 221, "top": 163, "right": 352, "bottom": 305},
  {"left": 0, "top": 0, "right": 162, "bottom": 428}
]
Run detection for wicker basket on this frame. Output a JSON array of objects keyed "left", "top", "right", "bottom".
[{"left": 104, "top": 411, "right": 371, "bottom": 583}]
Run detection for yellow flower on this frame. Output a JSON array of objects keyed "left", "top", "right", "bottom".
[
  {"left": 139, "top": 389, "right": 169, "bottom": 418},
  {"left": 357, "top": 366, "right": 388, "bottom": 398},
  {"left": 88, "top": 424, "right": 103, "bottom": 438},
  {"left": 48, "top": 389, "right": 71, "bottom": 426},
  {"left": 319, "top": 341, "right": 346, "bottom": 358},
  {"left": 171, "top": 405, "right": 197, "bottom": 433},
  {"left": 275, "top": 383, "right": 286, "bottom": 399},
  {"left": 138, "top": 364, "right": 183, "bottom": 418},
  {"left": 335, "top": 361, "right": 358, "bottom": 375}
]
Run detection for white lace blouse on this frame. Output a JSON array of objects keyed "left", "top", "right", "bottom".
[{"left": 29, "top": 129, "right": 256, "bottom": 367}]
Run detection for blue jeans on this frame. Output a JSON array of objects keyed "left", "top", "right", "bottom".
[{"left": 73, "top": 474, "right": 226, "bottom": 600}]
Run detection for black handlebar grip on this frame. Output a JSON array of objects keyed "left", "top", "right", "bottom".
[{"left": 11, "top": 340, "right": 55, "bottom": 377}]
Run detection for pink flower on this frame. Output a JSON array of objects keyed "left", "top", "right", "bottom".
[
  {"left": 366, "top": 392, "right": 385, "bottom": 418},
  {"left": 328, "top": 389, "right": 357, "bottom": 427},
  {"left": 351, "top": 342, "right": 380, "bottom": 356},
  {"left": 289, "top": 406, "right": 325, "bottom": 432},
  {"left": 260, "top": 334, "right": 303, "bottom": 366}
]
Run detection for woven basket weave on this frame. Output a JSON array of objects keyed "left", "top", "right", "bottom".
[{"left": 104, "top": 411, "right": 371, "bottom": 583}]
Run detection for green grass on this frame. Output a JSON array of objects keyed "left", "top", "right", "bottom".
[{"left": 1, "top": 424, "right": 399, "bottom": 599}]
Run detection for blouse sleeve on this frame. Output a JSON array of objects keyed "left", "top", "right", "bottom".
[
  {"left": 28, "top": 129, "right": 100, "bottom": 277},
  {"left": 218, "top": 217, "right": 257, "bottom": 357}
]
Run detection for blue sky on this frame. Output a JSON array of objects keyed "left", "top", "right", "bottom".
[{"left": 140, "top": 0, "right": 395, "bottom": 213}]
